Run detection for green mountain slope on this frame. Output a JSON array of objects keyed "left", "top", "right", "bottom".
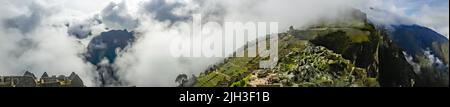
[{"left": 189, "top": 9, "right": 420, "bottom": 87}]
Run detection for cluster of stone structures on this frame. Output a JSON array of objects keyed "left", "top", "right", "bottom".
[{"left": 0, "top": 71, "right": 84, "bottom": 87}]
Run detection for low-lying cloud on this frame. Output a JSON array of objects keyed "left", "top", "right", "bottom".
[{"left": 360, "top": 0, "right": 449, "bottom": 38}]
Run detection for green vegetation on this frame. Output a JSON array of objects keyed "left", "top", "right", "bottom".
[
  {"left": 190, "top": 9, "right": 428, "bottom": 87},
  {"left": 194, "top": 24, "right": 380, "bottom": 87}
]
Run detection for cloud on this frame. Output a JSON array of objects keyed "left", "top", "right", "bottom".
[
  {"left": 101, "top": 1, "right": 139, "bottom": 30},
  {"left": 412, "top": 4, "right": 449, "bottom": 38},
  {"left": 142, "top": 0, "right": 191, "bottom": 23},
  {"left": 114, "top": 20, "right": 224, "bottom": 86},
  {"left": 403, "top": 52, "right": 421, "bottom": 74},
  {"left": 3, "top": 1, "right": 53, "bottom": 34},
  {"left": 67, "top": 16, "right": 102, "bottom": 39},
  {"left": 0, "top": 0, "right": 100, "bottom": 86},
  {"left": 360, "top": 0, "right": 449, "bottom": 38}
]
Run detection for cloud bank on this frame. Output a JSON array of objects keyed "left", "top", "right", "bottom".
[{"left": 360, "top": 0, "right": 449, "bottom": 38}]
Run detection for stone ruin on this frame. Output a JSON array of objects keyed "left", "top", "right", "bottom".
[{"left": 0, "top": 71, "right": 84, "bottom": 87}]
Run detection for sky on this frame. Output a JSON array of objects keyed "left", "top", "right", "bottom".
[
  {"left": 360, "top": 0, "right": 449, "bottom": 38},
  {"left": 0, "top": 0, "right": 448, "bottom": 87}
]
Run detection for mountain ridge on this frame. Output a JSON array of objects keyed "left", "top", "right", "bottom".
[{"left": 187, "top": 9, "right": 448, "bottom": 87}]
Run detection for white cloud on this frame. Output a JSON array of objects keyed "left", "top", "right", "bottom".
[
  {"left": 0, "top": 0, "right": 109, "bottom": 86},
  {"left": 360, "top": 0, "right": 449, "bottom": 38},
  {"left": 101, "top": 1, "right": 139, "bottom": 30},
  {"left": 412, "top": 5, "right": 449, "bottom": 38}
]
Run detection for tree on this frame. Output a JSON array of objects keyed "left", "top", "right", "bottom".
[{"left": 175, "top": 74, "right": 188, "bottom": 86}]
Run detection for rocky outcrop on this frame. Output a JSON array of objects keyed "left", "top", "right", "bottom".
[{"left": 248, "top": 45, "right": 377, "bottom": 87}]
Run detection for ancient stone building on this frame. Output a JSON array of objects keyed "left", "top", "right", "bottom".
[
  {"left": 0, "top": 71, "right": 84, "bottom": 87},
  {"left": 0, "top": 71, "right": 37, "bottom": 87}
]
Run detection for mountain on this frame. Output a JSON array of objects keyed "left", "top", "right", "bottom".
[
  {"left": 389, "top": 25, "right": 448, "bottom": 64},
  {"left": 86, "top": 30, "right": 135, "bottom": 65},
  {"left": 387, "top": 25, "right": 449, "bottom": 86},
  {"left": 85, "top": 29, "right": 135, "bottom": 86},
  {"left": 188, "top": 9, "right": 448, "bottom": 87}
]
